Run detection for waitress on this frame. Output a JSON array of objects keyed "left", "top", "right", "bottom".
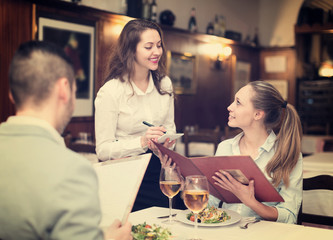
[{"left": 94, "top": 19, "right": 176, "bottom": 211}]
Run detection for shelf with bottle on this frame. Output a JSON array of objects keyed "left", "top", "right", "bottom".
[
  {"left": 295, "top": 23, "right": 333, "bottom": 34},
  {"left": 141, "top": 0, "right": 150, "bottom": 20},
  {"left": 161, "top": 24, "right": 260, "bottom": 49},
  {"left": 150, "top": 0, "right": 157, "bottom": 22},
  {"left": 188, "top": 8, "right": 198, "bottom": 33},
  {"left": 139, "top": 0, "right": 157, "bottom": 22}
]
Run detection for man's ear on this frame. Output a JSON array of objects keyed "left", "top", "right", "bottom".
[
  {"left": 254, "top": 109, "right": 265, "bottom": 121},
  {"left": 57, "top": 77, "right": 70, "bottom": 103},
  {"left": 8, "top": 91, "right": 15, "bottom": 104}
]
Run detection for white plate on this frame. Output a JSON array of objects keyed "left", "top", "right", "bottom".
[{"left": 177, "top": 209, "right": 241, "bottom": 227}]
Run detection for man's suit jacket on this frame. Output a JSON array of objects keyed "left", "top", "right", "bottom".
[{"left": 0, "top": 122, "right": 104, "bottom": 240}]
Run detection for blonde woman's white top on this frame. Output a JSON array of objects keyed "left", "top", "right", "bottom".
[{"left": 209, "top": 131, "right": 303, "bottom": 224}]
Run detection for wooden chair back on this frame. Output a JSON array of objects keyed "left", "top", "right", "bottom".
[
  {"left": 223, "top": 126, "right": 242, "bottom": 140},
  {"left": 303, "top": 122, "right": 330, "bottom": 135},
  {"left": 183, "top": 125, "right": 221, "bottom": 157},
  {"left": 64, "top": 133, "right": 96, "bottom": 153}
]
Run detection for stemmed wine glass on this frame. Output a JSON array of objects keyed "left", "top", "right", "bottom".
[
  {"left": 183, "top": 175, "right": 209, "bottom": 240},
  {"left": 159, "top": 166, "right": 182, "bottom": 224}
]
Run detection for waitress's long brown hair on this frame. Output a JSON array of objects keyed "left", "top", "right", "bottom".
[
  {"left": 249, "top": 81, "right": 302, "bottom": 187},
  {"left": 104, "top": 19, "right": 171, "bottom": 96}
]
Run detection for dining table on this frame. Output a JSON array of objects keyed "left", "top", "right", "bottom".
[{"left": 129, "top": 207, "right": 333, "bottom": 240}]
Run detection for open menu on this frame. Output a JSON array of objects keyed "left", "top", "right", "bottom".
[
  {"left": 153, "top": 142, "right": 284, "bottom": 203},
  {"left": 92, "top": 153, "right": 151, "bottom": 227}
]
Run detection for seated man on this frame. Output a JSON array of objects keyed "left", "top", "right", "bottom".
[{"left": 0, "top": 41, "right": 132, "bottom": 240}]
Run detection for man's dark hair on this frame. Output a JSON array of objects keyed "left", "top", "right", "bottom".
[{"left": 9, "top": 41, "right": 75, "bottom": 109}]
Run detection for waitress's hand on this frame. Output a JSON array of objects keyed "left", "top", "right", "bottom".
[
  {"left": 212, "top": 170, "right": 256, "bottom": 207},
  {"left": 140, "top": 126, "right": 166, "bottom": 148},
  {"left": 147, "top": 138, "right": 176, "bottom": 160}
]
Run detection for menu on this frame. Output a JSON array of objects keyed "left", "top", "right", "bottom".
[
  {"left": 93, "top": 153, "right": 151, "bottom": 227},
  {"left": 153, "top": 142, "right": 283, "bottom": 203}
]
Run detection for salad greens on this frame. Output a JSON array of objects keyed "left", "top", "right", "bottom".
[
  {"left": 187, "top": 206, "right": 231, "bottom": 224},
  {"left": 131, "top": 222, "right": 172, "bottom": 240}
]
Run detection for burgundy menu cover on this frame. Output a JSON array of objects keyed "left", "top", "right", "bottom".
[{"left": 154, "top": 141, "right": 284, "bottom": 203}]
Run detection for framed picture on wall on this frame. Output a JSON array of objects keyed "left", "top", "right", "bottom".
[
  {"left": 234, "top": 61, "right": 251, "bottom": 96},
  {"left": 167, "top": 51, "right": 197, "bottom": 94},
  {"left": 264, "top": 55, "right": 287, "bottom": 73},
  {"left": 37, "top": 16, "right": 95, "bottom": 117}
]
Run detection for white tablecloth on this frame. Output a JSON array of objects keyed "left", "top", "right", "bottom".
[
  {"left": 302, "top": 152, "right": 333, "bottom": 217},
  {"left": 303, "top": 152, "right": 333, "bottom": 176},
  {"left": 129, "top": 207, "right": 333, "bottom": 240}
]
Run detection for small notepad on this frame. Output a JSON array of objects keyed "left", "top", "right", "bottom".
[{"left": 157, "top": 133, "right": 184, "bottom": 143}]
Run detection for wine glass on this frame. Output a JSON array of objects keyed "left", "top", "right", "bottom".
[
  {"left": 183, "top": 175, "right": 209, "bottom": 240},
  {"left": 159, "top": 166, "right": 182, "bottom": 224}
]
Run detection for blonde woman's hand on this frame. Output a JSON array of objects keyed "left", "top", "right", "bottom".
[
  {"left": 159, "top": 152, "right": 175, "bottom": 168},
  {"left": 148, "top": 137, "right": 176, "bottom": 159},
  {"left": 212, "top": 170, "right": 256, "bottom": 206},
  {"left": 149, "top": 140, "right": 185, "bottom": 192}
]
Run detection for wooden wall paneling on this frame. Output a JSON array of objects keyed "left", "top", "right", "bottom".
[
  {"left": 163, "top": 29, "right": 227, "bottom": 131},
  {"left": 0, "top": 0, "right": 33, "bottom": 122},
  {"left": 233, "top": 46, "right": 260, "bottom": 82},
  {"left": 34, "top": 2, "right": 99, "bottom": 139},
  {"left": 95, "top": 14, "right": 132, "bottom": 91},
  {"left": 32, "top": 0, "right": 132, "bottom": 139},
  {"left": 294, "top": 33, "right": 310, "bottom": 80},
  {"left": 2, "top": 0, "right": 260, "bottom": 138},
  {"left": 85, "top": 13, "right": 131, "bottom": 140},
  {"left": 163, "top": 27, "right": 260, "bottom": 131},
  {"left": 259, "top": 48, "right": 296, "bottom": 106},
  {"left": 63, "top": 117, "right": 96, "bottom": 141},
  {"left": 194, "top": 55, "right": 231, "bottom": 129},
  {"left": 64, "top": 14, "right": 131, "bottom": 139}
]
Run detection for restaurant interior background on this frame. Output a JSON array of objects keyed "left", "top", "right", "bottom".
[
  {"left": 1, "top": 0, "right": 333, "bottom": 229},
  {"left": 1, "top": 0, "right": 333, "bottom": 141}
]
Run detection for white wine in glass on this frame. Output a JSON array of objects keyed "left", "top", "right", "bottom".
[
  {"left": 159, "top": 166, "right": 182, "bottom": 224},
  {"left": 183, "top": 175, "right": 209, "bottom": 240}
]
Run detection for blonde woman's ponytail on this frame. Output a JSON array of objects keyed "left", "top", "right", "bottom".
[{"left": 249, "top": 81, "right": 302, "bottom": 188}]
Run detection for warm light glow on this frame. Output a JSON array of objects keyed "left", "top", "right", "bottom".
[
  {"left": 319, "top": 60, "right": 333, "bottom": 77},
  {"left": 183, "top": 52, "right": 193, "bottom": 57},
  {"left": 222, "top": 46, "right": 232, "bottom": 57},
  {"left": 215, "top": 43, "right": 224, "bottom": 56},
  {"left": 198, "top": 43, "right": 232, "bottom": 70},
  {"left": 199, "top": 43, "right": 221, "bottom": 59},
  {"left": 109, "top": 24, "right": 125, "bottom": 37}
]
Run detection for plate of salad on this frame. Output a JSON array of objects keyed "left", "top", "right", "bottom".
[
  {"left": 131, "top": 222, "right": 173, "bottom": 240},
  {"left": 177, "top": 206, "right": 241, "bottom": 227}
]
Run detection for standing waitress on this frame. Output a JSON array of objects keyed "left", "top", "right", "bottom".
[{"left": 94, "top": 19, "right": 176, "bottom": 211}]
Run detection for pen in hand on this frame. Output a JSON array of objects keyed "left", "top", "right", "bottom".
[
  {"left": 142, "top": 121, "right": 166, "bottom": 133},
  {"left": 142, "top": 121, "right": 154, "bottom": 127}
]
